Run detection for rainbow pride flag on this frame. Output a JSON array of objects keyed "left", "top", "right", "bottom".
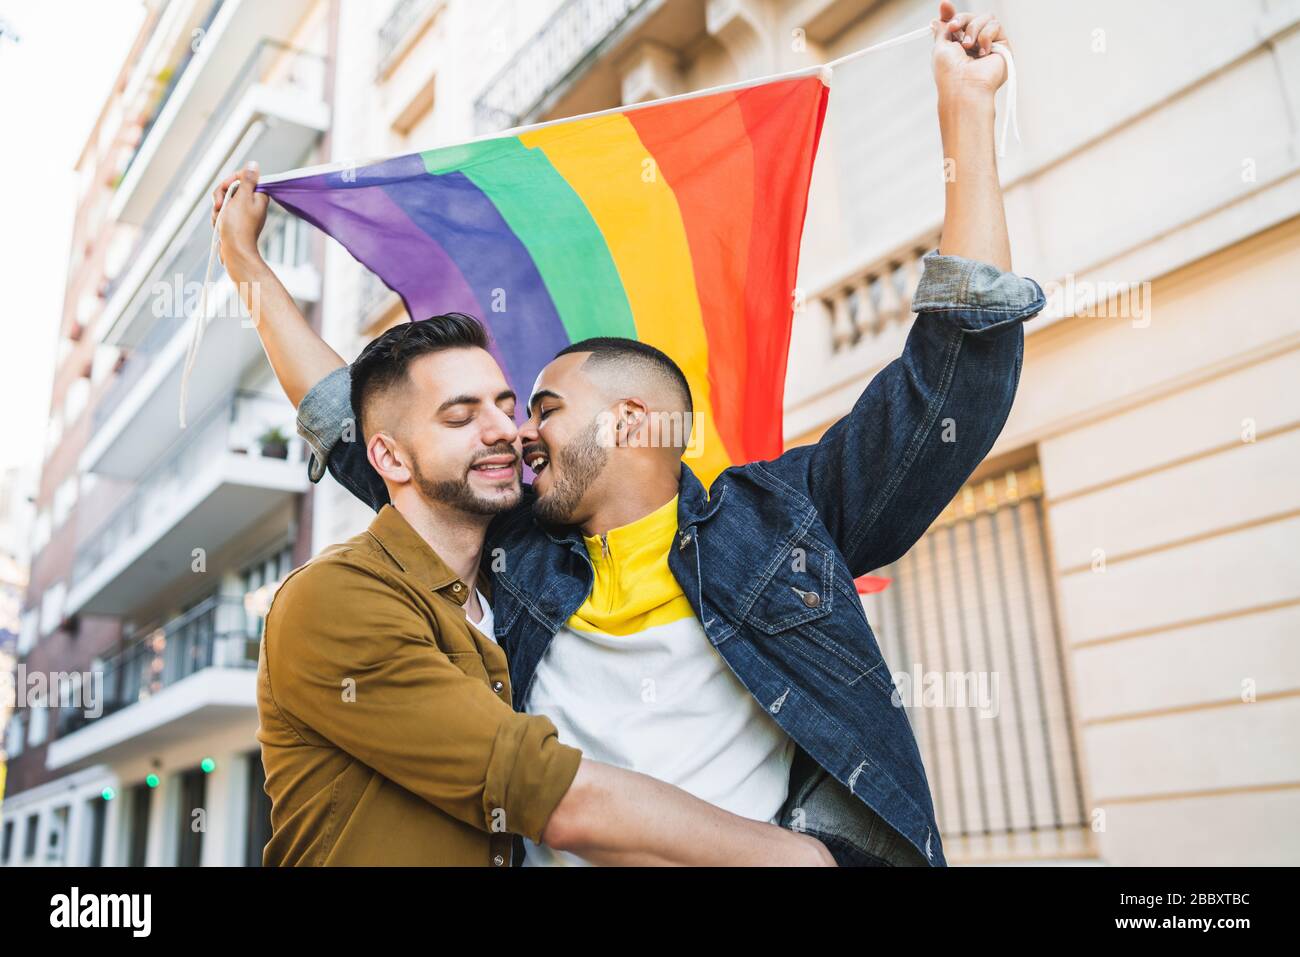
[{"left": 258, "top": 74, "right": 829, "bottom": 484}]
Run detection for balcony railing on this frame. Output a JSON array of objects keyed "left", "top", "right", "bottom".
[
  {"left": 117, "top": 0, "right": 230, "bottom": 187},
  {"left": 72, "top": 389, "right": 302, "bottom": 588},
  {"left": 376, "top": 0, "right": 441, "bottom": 76},
  {"left": 57, "top": 593, "right": 259, "bottom": 736},
  {"left": 93, "top": 205, "right": 311, "bottom": 432},
  {"left": 821, "top": 239, "right": 938, "bottom": 354},
  {"left": 104, "top": 38, "right": 326, "bottom": 305},
  {"left": 474, "top": 0, "right": 651, "bottom": 132}
]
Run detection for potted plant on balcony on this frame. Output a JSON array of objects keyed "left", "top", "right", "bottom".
[{"left": 258, "top": 426, "right": 290, "bottom": 460}]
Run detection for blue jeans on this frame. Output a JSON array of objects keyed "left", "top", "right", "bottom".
[{"left": 780, "top": 749, "right": 929, "bottom": 866}]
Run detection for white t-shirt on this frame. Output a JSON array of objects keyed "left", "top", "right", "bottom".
[
  {"left": 520, "top": 495, "right": 792, "bottom": 867},
  {"left": 466, "top": 589, "right": 495, "bottom": 643}
]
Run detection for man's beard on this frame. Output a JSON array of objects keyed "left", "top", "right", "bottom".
[
  {"left": 411, "top": 447, "right": 521, "bottom": 516},
  {"left": 531, "top": 418, "right": 608, "bottom": 526}
]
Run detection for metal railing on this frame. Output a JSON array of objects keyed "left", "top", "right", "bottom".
[
  {"left": 58, "top": 593, "right": 259, "bottom": 736},
  {"left": 376, "top": 0, "right": 441, "bottom": 76},
  {"left": 117, "top": 0, "right": 230, "bottom": 187},
  {"left": 860, "top": 465, "right": 1088, "bottom": 859},
  {"left": 73, "top": 390, "right": 302, "bottom": 588},
  {"left": 104, "top": 38, "right": 325, "bottom": 305},
  {"left": 473, "top": 0, "right": 651, "bottom": 132}
]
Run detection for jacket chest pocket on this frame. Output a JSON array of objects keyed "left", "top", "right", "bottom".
[{"left": 742, "top": 540, "right": 888, "bottom": 691}]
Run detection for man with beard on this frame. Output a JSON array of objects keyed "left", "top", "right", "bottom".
[
  {"left": 250, "top": 313, "right": 835, "bottom": 865},
  {"left": 220, "top": 4, "right": 1042, "bottom": 866}
]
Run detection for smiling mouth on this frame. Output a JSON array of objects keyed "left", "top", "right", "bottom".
[
  {"left": 525, "top": 448, "right": 550, "bottom": 476},
  {"left": 469, "top": 456, "right": 518, "bottom": 480}
]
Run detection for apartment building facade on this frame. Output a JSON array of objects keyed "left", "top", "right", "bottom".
[{"left": 1, "top": 0, "right": 332, "bottom": 867}]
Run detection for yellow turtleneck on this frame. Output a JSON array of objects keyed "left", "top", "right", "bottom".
[{"left": 570, "top": 494, "right": 696, "bottom": 636}]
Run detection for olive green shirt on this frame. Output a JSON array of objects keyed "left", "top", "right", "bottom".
[{"left": 256, "top": 504, "right": 582, "bottom": 866}]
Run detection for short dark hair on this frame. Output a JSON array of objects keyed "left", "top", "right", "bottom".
[
  {"left": 556, "top": 337, "right": 692, "bottom": 415},
  {"left": 350, "top": 312, "right": 489, "bottom": 440}
]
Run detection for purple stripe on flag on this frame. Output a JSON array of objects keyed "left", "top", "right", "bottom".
[
  {"left": 261, "top": 158, "right": 520, "bottom": 395},
  {"left": 378, "top": 168, "right": 571, "bottom": 401},
  {"left": 260, "top": 167, "right": 483, "bottom": 320}
]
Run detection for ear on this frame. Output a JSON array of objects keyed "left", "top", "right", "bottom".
[
  {"left": 616, "top": 397, "right": 650, "bottom": 447},
  {"left": 367, "top": 432, "right": 412, "bottom": 485}
]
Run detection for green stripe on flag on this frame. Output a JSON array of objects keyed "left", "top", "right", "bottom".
[{"left": 420, "top": 138, "right": 637, "bottom": 342}]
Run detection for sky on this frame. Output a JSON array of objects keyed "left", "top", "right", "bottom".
[{"left": 0, "top": 0, "right": 145, "bottom": 475}]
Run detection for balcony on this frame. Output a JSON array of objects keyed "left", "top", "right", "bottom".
[
  {"left": 100, "top": 37, "right": 326, "bottom": 351},
  {"left": 376, "top": 0, "right": 443, "bottom": 78},
  {"left": 109, "top": 0, "right": 324, "bottom": 228},
  {"left": 66, "top": 390, "right": 306, "bottom": 619},
  {"left": 49, "top": 595, "right": 259, "bottom": 771},
  {"left": 474, "top": 0, "right": 664, "bottom": 131},
  {"left": 82, "top": 203, "right": 318, "bottom": 480}
]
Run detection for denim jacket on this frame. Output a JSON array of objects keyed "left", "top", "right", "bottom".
[{"left": 297, "top": 251, "right": 1046, "bottom": 866}]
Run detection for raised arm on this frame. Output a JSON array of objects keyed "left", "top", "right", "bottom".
[
  {"left": 213, "top": 162, "right": 346, "bottom": 406},
  {"left": 760, "top": 5, "right": 1042, "bottom": 574},
  {"left": 931, "top": 2, "right": 1013, "bottom": 267}
]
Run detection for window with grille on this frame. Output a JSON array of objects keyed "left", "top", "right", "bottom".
[{"left": 861, "top": 463, "right": 1092, "bottom": 862}]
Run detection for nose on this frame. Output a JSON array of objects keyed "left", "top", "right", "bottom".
[
  {"left": 518, "top": 416, "right": 540, "bottom": 445},
  {"left": 483, "top": 404, "right": 520, "bottom": 448}
]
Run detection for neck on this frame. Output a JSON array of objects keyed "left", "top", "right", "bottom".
[
  {"left": 580, "top": 459, "right": 680, "bottom": 537},
  {"left": 391, "top": 488, "right": 490, "bottom": 592}
]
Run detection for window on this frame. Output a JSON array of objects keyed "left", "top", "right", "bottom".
[
  {"left": 64, "top": 378, "right": 91, "bottom": 425},
  {"left": 52, "top": 476, "right": 78, "bottom": 528},
  {"left": 859, "top": 462, "right": 1087, "bottom": 862},
  {"left": 245, "top": 751, "right": 272, "bottom": 866},
  {"left": 176, "top": 767, "right": 207, "bottom": 867},
  {"left": 85, "top": 796, "right": 107, "bottom": 867},
  {"left": 29, "top": 510, "right": 50, "bottom": 558},
  {"left": 1, "top": 820, "right": 12, "bottom": 864},
  {"left": 22, "top": 815, "right": 38, "bottom": 862},
  {"left": 127, "top": 783, "right": 151, "bottom": 867},
  {"left": 5, "top": 713, "right": 24, "bottom": 758},
  {"left": 17, "top": 608, "right": 38, "bottom": 655},
  {"left": 240, "top": 546, "right": 292, "bottom": 639},
  {"left": 39, "top": 581, "right": 66, "bottom": 637},
  {"left": 27, "top": 693, "right": 48, "bottom": 747},
  {"left": 47, "top": 806, "right": 69, "bottom": 864}
]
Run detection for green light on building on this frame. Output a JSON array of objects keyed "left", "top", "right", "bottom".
[
  {"left": 101, "top": 787, "right": 115, "bottom": 801},
  {"left": 146, "top": 774, "right": 159, "bottom": 788},
  {"left": 200, "top": 758, "right": 216, "bottom": 773}
]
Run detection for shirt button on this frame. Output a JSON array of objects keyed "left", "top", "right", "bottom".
[
  {"left": 492, "top": 680, "right": 504, "bottom": 693},
  {"left": 802, "top": 591, "right": 821, "bottom": 608},
  {"left": 492, "top": 854, "right": 505, "bottom": 867}
]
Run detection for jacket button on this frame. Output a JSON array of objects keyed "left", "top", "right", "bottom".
[
  {"left": 678, "top": 531, "right": 693, "bottom": 550},
  {"left": 452, "top": 582, "right": 463, "bottom": 593},
  {"left": 492, "top": 854, "right": 505, "bottom": 867},
  {"left": 802, "top": 591, "right": 821, "bottom": 608},
  {"left": 492, "top": 680, "right": 504, "bottom": 693}
]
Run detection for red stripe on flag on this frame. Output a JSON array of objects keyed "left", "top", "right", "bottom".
[{"left": 734, "top": 76, "right": 829, "bottom": 461}]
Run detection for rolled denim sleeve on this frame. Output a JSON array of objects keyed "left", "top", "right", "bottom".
[
  {"left": 762, "top": 252, "right": 1045, "bottom": 575},
  {"left": 297, "top": 365, "right": 390, "bottom": 512},
  {"left": 909, "top": 249, "right": 1046, "bottom": 327},
  {"left": 297, "top": 365, "right": 354, "bottom": 483}
]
